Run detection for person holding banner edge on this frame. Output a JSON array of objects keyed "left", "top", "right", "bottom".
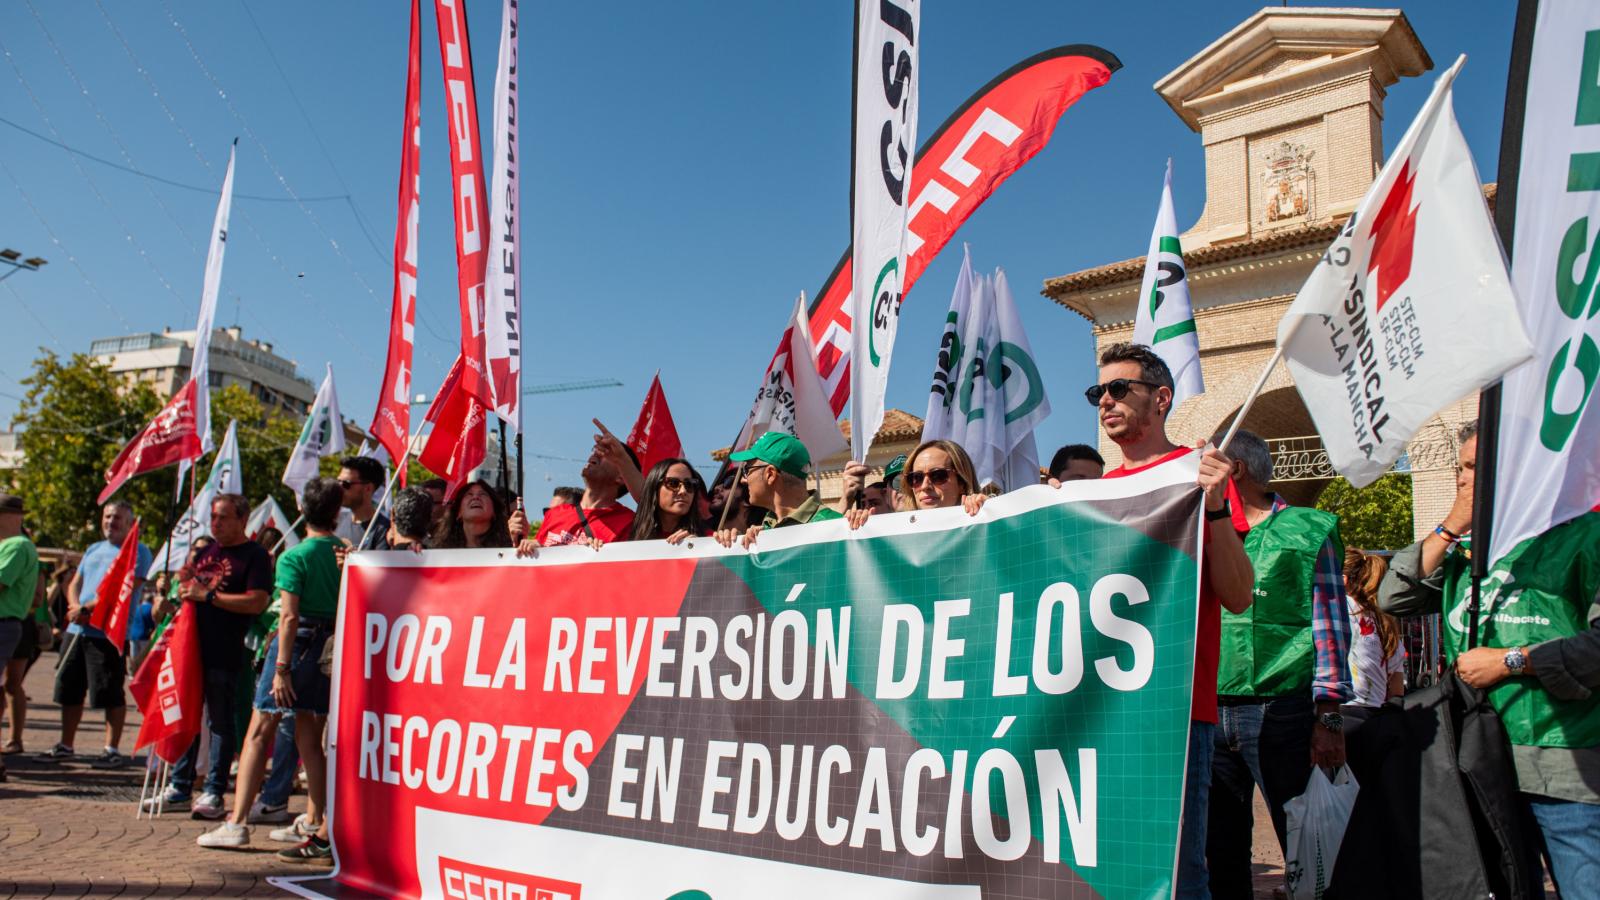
[
  {"left": 1378, "top": 423, "right": 1600, "bottom": 895},
  {"left": 1088, "top": 342, "right": 1255, "bottom": 900},
  {"left": 714, "top": 432, "right": 841, "bottom": 549}
]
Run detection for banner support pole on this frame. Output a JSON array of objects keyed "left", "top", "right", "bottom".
[
  {"left": 1216, "top": 344, "right": 1287, "bottom": 454},
  {"left": 514, "top": 432, "right": 524, "bottom": 499}
]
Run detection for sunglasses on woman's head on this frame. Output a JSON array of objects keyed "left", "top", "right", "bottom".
[
  {"left": 1084, "top": 378, "right": 1161, "bottom": 406},
  {"left": 906, "top": 467, "right": 955, "bottom": 489}
]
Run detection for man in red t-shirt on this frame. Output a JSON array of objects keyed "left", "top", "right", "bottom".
[
  {"left": 1089, "top": 342, "right": 1254, "bottom": 900},
  {"left": 532, "top": 437, "right": 639, "bottom": 547}
]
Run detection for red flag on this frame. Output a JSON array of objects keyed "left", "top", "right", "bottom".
[
  {"left": 87, "top": 520, "right": 142, "bottom": 656},
  {"left": 418, "top": 355, "right": 487, "bottom": 499},
  {"left": 807, "top": 45, "right": 1120, "bottom": 414},
  {"left": 99, "top": 380, "right": 203, "bottom": 504},
  {"left": 370, "top": 0, "right": 423, "bottom": 474},
  {"left": 624, "top": 373, "right": 684, "bottom": 477},
  {"left": 434, "top": 0, "right": 493, "bottom": 408},
  {"left": 129, "top": 604, "right": 203, "bottom": 764}
]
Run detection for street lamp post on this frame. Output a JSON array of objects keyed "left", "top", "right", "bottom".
[{"left": 0, "top": 248, "right": 47, "bottom": 283}]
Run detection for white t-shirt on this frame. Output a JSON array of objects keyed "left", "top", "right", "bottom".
[{"left": 1348, "top": 597, "right": 1406, "bottom": 707}]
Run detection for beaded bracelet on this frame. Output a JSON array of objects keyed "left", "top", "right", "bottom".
[{"left": 1433, "top": 523, "right": 1461, "bottom": 543}]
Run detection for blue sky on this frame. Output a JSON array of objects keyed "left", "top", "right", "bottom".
[{"left": 0, "top": 2, "right": 1515, "bottom": 489}]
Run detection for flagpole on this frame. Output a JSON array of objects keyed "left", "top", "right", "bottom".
[
  {"left": 359, "top": 445, "right": 411, "bottom": 550},
  {"left": 497, "top": 419, "right": 511, "bottom": 502},
  {"left": 1467, "top": 0, "right": 1537, "bottom": 650},
  {"left": 1215, "top": 343, "right": 1290, "bottom": 454},
  {"left": 268, "top": 515, "right": 304, "bottom": 556},
  {"left": 514, "top": 432, "right": 524, "bottom": 499}
]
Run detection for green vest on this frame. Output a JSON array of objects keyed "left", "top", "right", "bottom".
[
  {"left": 1218, "top": 505, "right": 1341, "bottom": 698},
  {"left": 1441, "top": 512, "right": 1600, "bottom": 749}
]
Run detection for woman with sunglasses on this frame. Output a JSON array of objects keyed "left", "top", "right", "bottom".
[
  {"left": 431, "top": 480, "right": 514, "bottom": 550},
  {"left": 846, "top": 439, "right": 987, "bottom": 529},
  {"left": 630, "top": 459, "right": 708, "bottom": 544}
]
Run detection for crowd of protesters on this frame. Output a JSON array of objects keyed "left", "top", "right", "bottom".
[{"left": 0, "top": 339, "right": 1593, "bottom": 893}]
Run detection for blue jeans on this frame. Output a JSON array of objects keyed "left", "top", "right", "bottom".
[
  {"left": 1178, "top": 720, "right": 1215, "bottom": 900},
  {"left": 1208, "top": 696, "right": 1313, "bottom": 898},
  {"left": 258, "top": 714, "right": 300, "bottom": 808},
  {"left": 1529, "top": 796, "right": 1600, "bottom": 900},
  {"left": 169, "top": 666, "right": 242, "bottom": 798}
]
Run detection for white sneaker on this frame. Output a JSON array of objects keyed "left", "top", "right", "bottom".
[
  {"left": 191, "top": 792, "right": 224, "bottom": 820},
  {"left": 140, "top": 785, "right": 190, "bottom": 812},
  {"left": 269, "top": 814, "right": 318, "bottom": 844},
  {"left": 248, "top": 798, "right": 292, "bottom": 824},
  {"left": 196, "top": 821, "right": 250, "bottom": 849}
]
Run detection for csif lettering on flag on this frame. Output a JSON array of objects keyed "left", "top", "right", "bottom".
[
  {"left": 283, "top": 365, "right": 346, "bottom": 498},
  {"left": 156, "top": 420, "right": 242, "bottom": 569},
  {"left": 1277, "top": 56, "right": 1532, "bottom": 488},
  {"left": 372, "top": 0, "right": 423, "bottom": 472},
  {"left": 99, "top": 379, "right": 203, "bottom": 504},
  {"left": 435, "top": 0, "right": 493, "bottom": 406},
  {"left": 848, "top": 0, "right": 920, "bottom": 461},
  {"left": 811, "top": 45, "right": 1121, "bottom": 414},
  {"left": 484, "top": 0, "right": 522, "bottom": 429},
  {"left": 1132, "top": 160, "right": 1204, "bottom": 408},
  {"left": 1490, "top": 2, "right": 1600, "bottom": 564},
  {"left": 130, "top": 604, "right": 203, "bottom": 765},
  {"left": 735, "top": 295, "right": 848, "bottom": 462},
  {"left": 87, "top": 519, "right": 143, "bottom": 656}
]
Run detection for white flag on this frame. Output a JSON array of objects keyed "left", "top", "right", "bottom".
[
  {"left": 1277, "top": 57, "right": 1532, "bottom": 488},
  {"left": 1133, "top": 160, "right": 1204, "bottom": 407},
  {"left": 1491, "top": 2, "right": 1600, "bottom": 564},
  {"left": 155, "top": 419, "right": 242, "bottom": 568},
  {"left": 849, "top": 0, "right": 920, "bottom": 462},
  {"left": 920, "top": 255, "right": 1050, "bottom": 490},
  {"left": 192, "top": 142, "right": 236, "bottom": 456},
  {"left": 246, "top": 494, "right": 300, "bottom": 550},
  {"left": 734, "top": 295, "right": 848, "bottom": 462},
  {"left": 483, "top": 0, "right": 522, "bottom": 433},
  {"left": 283, "top": 364, "right": 347, "bottom": 498}
]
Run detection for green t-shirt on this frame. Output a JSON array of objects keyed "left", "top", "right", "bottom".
[
  {"left": 274, "top": 534, "right": 342, "bottom": 622},
  {"left": 0, "top": 536, "right": 40, "bottom": 621}
]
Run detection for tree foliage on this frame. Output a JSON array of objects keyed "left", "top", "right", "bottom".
[{"left": 1315, "top": 472, "right": 1415, "bottom": 551}]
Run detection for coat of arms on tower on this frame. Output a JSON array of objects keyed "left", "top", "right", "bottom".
[{"left": 1261, "top": 141, "right": 1314, "bottom": 224}]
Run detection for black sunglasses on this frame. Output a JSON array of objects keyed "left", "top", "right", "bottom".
[
  {"left": 661, "top": 476, "right": 698, "bottom": 493},
  {"left": 905, "top": 467, "right": 957, "bottom": 489},
  {"left": 1084, "top": 378, "right": 1162, "bottom": 406}
]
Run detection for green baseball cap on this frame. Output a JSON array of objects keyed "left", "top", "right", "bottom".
[
  {"left": 883, "top": 454, "right": 908, "bottom": 487},
  {"left": 729, "top": 431, "right": 812, "bottom": 479}
]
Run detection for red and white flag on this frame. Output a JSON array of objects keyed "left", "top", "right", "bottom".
[
  {"left": 483, "top": 0, "right": 522, "bottom": 430},
  {"left": 434, "top": 0, "right": 493, "bottom": 407},
  {"left": 100, "top": 380, "right": 203, "bottom": 504},
  {"left": 1278, "top": 57, "right": 1532, "bottom": 487},
  {"left": 246, "top": 494, "right": 300, "bottom": 550},
  {"left": 625, "top": 373, "right": 684, "bottom": 476},
  {"left": 87, "top": 519, "right": 142, "bottom": 656},
  {"left": 735, "top": 295, "right": 848, "bottom": 462},
  {"left": 418, "top": 355, "right": 488, "bottom": 499},
  {"left": 371, "top": 0, "right": 423, "bottom": 472},
  {"left": 130, "top": 604, "right": 203, "bottom": 765}
]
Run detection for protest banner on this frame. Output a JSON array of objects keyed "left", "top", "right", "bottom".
[{"left": 277, "top": 458, "right": 1203, "bottom": 900}]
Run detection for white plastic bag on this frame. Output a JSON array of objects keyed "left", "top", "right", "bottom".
[{"left": 1283, "top": 766, "right": 1360, "bottom": 900}]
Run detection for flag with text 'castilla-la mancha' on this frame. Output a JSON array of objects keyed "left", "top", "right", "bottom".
[
  {"left": 1133, "top": 160, "right": 1203, "bottom": 410},
  {"left": 283, "top": 365, "right": 346, "bottom": 499},
  {"left": 1277, "top": 56, "right": 1532, "bottom": 488}
]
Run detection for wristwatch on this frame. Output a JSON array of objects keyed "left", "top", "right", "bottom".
[
  {"left": 1317, "top": 711, "right": 1345, "bottom": 733},
  {"left": 1504, "top": 646, "right": 1527, "bottom": 676},
  {"left": 1205, "top": 501, "right": 1233, "bottom": 522},
  {"left": 204, "top": 589, "right": 217, "bottom": 605}
]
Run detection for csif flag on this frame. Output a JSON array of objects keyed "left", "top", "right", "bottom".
[
  {"left": 1489, "top": 0, "right": 1600, "bottom": 564},
  {"left": 1277, "top": 57, "right": 1532, "bottom": 488},
  {"left": 922, "top": 249, "right": 1050, "bottom": 490},
  {"left": 1133, "top": 160, "right": 1204, "bottom": 408},
  {"left": 99, "top": 380, "right": 203, "bottom": 504},
  {"left": 283, "top": 365, "right": 346, "bottom": 498},
  {"left": 483, "top": 0, "right": 523, "bottom": 430},
  {"left": 371, "top": 0, "right": 423, "bottom": 474},
  {"left": 247, "top": 494, "right": 300, "bottom": 550},
  {"left": 418, "top": 355, "right": 488, "bottom": 499},
  {"left": 625, "top": 373, "right": 684, "bottom": 477},
  {"left": 434, "top": 0, "right": 494, "bottom": 408},
  {"left": 86, "top": 519, "right": 143, "bottom": 656},
  {"left": 849, "top": 0, "right": 920, "bottom": 462},
  {"left": 735, "top": 295, "right": 848, "bottom": 463},
  {"left": 129, "top": 604, "right": 203, "bottom": 765},
  {"left": 155, "top": 420, "right": 242, "bottom": 569},
  {"left": 810, "top": 45, "right": 1121, "bottom": 414}
]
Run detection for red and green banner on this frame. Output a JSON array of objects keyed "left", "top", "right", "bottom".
[{"left": 281, "top": 457, "right": 1201, "bottom": 900}]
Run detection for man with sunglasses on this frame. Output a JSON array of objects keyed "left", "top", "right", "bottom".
[
  {"left": 715, "top": 431, "right": 840, "bottom": 548},
  {"left": 1088, "top": 342, "right": 1255, "bottom": 900},
  {"left": 336, "top": 456, "right": 390, "bottom": 551}
]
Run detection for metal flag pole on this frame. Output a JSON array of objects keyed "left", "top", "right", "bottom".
[
  {"left": 497, "top": 419, "right": 511, "bottom": 503},
  {"left": 359, "top": 444, "right": 412, "bottom": 550},
  {"left": 268, "top": 515, "right": 305, "bottom": 556},
  {"left": 136, "top": 752, "right": 155, "bottom": 819}
]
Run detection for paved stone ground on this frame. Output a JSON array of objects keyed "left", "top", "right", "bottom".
[{"left": 1, "top": 646, "right": 1287, "bottom": 898}]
